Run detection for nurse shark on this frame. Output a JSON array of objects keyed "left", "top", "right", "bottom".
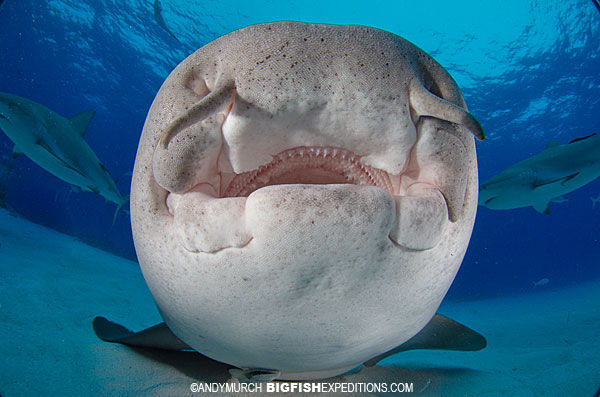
[
  {"left": 479, "top": 134, "right": 600, "bottom": 214},
  {"left": 0, "top": 93, "right": 128, "bottom": 220},
  {"left": 94, "top": 22, "right": 486, "bottom": 380}
]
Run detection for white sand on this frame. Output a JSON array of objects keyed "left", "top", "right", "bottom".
[{"left": 0, "top": 207, "right": 598, "bottom": 396}]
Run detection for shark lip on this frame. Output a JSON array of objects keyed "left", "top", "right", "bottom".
[
  {"left": 222, "top": 146, "right": 394, "bottom": 198},
  {"left": 164, "top": 144, "right": 450, "bottom": 254}
]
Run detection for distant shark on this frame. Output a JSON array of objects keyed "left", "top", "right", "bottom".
[
  {"left": 479, "top": 133, "right": 600, "bottom": 214},
  {"left": 533, "top": 278, "right": 549, "bottom": 287},
  {"left": 591, "top": 194, "right": 600, "bottom": 209},
  {"left": 153, "top": 0, "right": 179, "bottom": 42},
  {"left": 0, "top": 92, "right": 128, "bottom": 221}
]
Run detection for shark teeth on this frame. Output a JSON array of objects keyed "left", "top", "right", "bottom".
[
  {"left": 163, "top": 137, "right": 457, "bottom": 253},
  {"left": 222, "top": 146, "right": 394, "bottom": 197}
]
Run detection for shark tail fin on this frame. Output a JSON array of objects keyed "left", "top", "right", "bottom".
[
  {"left": 112, "top": 195, "right": 130, "bottom": 226},
  {"left": 69, "top": 110, "right": 96, "bottom": 137}
]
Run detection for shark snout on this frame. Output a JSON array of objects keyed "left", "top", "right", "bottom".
[{"left": 0, "top": 102, "right": 11, "bottom": 121}]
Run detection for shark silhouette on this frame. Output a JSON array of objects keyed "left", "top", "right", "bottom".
[
  {"left": 0, "top": 92, "right": 128, "bottom": 221},
  {"left": 153, "top": 0, "right": 179, "bottom": 42},
  {"left": 591, "top": 194, "right": 600, "bottom": 209},
  {"left": 479, "top": 133, "right": 600, "bottom": 214}
]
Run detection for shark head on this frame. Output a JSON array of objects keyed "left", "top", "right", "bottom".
[
  {"left": 0, "top": 97, "right": 9, "bottom": 119},
  {"left": 0, "top": 94, "right": 29, "bottom": 134},
  {"left": 131, "top": 22, "right": 483, "bottom": 380}
]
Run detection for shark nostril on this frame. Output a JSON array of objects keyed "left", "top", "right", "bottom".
[{"left": 159, "top": 79, "right": 236, "bottom": 149}]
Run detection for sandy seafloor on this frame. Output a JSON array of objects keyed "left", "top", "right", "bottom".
[{"left": 0, "top": 207, "right": 598, "bottom": 396}]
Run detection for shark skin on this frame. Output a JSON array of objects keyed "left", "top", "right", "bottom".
[
  {"left": 479, "top": 134, "right": 600, "bottom": 214},
  {"left": 98, "top": 22, "right": 485, "bottom": 380},
  {"left": 0, "top": 92, "right": 128, "bottom": 219}
]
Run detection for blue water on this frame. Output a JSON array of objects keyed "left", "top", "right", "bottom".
[{"left": 0, "top": 0, "right": 598, "bottom": 301}]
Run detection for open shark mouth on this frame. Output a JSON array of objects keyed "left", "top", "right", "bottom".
[
  {"left": 148, "top": 84, "right": 477, "bottom": 255},
  {"left": 147, "top": 71, "right": 480, "bottom": 255},
  {"left": 222, "top": 146, "right": 393, "bottom": 198},
  {"left": 156, "top": 123, "right": 468, "bottom": 255}
]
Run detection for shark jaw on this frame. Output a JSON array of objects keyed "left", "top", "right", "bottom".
[
  {"left": 161, "top": 142, "right": 451, "bottom": 255},
  {"left": 222, "top": 146, "right": 394, "bottom": 197}
]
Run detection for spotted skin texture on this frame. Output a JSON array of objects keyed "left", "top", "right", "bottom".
[{"left": 132, "top": 22, "right": 481, "bottom": 380}]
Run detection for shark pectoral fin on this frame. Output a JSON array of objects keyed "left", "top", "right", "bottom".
[
  {"left": 34, "top": 139, "right": 87, "bottom": 177},
  {"left": 229, "top": 368, "right": 281, "bottom": 383},
  {"left": 532, "top": 201, "right": 551, "bottom": 214},
  {"left": 560, "top": 173, "right": 579, "bottom": 185},
  {"left": 82, "top": 186, "right": 99, "bottom": 195},
  {"left": 363, "top": 314, "right": 487, "bottom": 367},
  {"left": 69, "top": 110, "right": 95, "bottom": 136},
  {"left": 12, "top": 144, "right": 23, "bottom": 158},
  {"left": 409, "top": 80, "right": 485, "bottom": 141},
  {"left": 92, "top": 316, "right": 193, "bottom": 351}
]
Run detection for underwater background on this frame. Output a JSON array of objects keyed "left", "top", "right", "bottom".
[{"left": 1, "top": 0, "right": 598, "bottom": 300}]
